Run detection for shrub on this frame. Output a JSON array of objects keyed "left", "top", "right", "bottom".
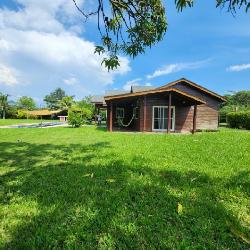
[
  {"left": 17, "top": 110, "right": 37, "bottom": 119},
  {"left": 68, "top": 111, "right": 83, "bottom": 128},
  {"left": 227, "top": 111, "right": 250, "bottom": 130}
]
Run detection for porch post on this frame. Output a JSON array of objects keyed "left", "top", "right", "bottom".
[
  {"left": 192, "top": 104, "right": 197, "bottom": 134},
  {"left": 143, "top": 95, "right": 147, "bottom": 131},
  {"left": 109, "top": 102, "right": 113, "bottom": 132},
  {"left": 94, "top": 107, "right": 97, "bottom": 125},
  {"left": 167, "top": 93, "right": 172, "bottom": 133}
]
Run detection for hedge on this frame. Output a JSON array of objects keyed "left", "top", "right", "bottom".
[{"left": 227, "top": 111, "right": 250, "bottom": 130}]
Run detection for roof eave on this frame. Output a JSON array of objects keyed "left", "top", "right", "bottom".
[{"left": 104, "top": 88, "right": 205, "bottom": 104}]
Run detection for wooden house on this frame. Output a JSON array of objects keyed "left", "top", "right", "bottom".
[{"left": 92, "top": 78, "right": 226, "bottom": 133}]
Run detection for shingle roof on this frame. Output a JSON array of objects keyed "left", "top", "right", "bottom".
[
  {"left": 91, "top": 95, "right": 106, "bottom": 104},
  {"left": 105, "top": 90, "right": 129, "bottom": 96},
  {"left": 132, "top": 86, "right": 155, "bottom": 92}
]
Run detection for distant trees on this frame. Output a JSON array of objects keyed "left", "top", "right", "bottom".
[
  {"left": 44, "top": 88, "right": 66, "bottom": 110},
  {"left": 17, "top": 96, "right": 36, "bottom": 110},
  {"left": 220, "top": 90, "right": 250, "bottom": 123},
  {"left": 59, "top": 96, "right": 75, "bottom": 110},
  {"left": 42, "top": 89, "right": 95, "bottom": 125},
  {"left": 224, "top": 91, "right": 250, "bottom": 107},
  {"left": 0, "top": 93, "right": 10, "bottom": 119},
  {"left": 68, "top": 96, "right": 94, "bottom": 125}
]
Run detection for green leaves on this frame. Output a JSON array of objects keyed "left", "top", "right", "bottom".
[
  {"left": 74, "top": 0, "right": 249, "bottom": 70},
  {"left": 93, "top": 0, "right": 167, "bottom": 70},
  {"left": 175, "top": 0, "right": 194, "bottom": 12},
  {"left": 94, "top": 46, "right": 105, "bottom": 55},
  {"left": 216, "top": 0, "right": 250, "bottom": 12},
  {"left": 101, "top": 56, "right": 120, "bottom": 71}
]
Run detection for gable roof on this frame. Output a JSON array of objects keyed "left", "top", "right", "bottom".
[
  {"left": 132, "top": 86, "right": 155, "bottom": 92},
  {"left": 104, "top": 87, "right": 206, "bottom": 104},
  {"left": 158, "top": 78, "right": 226, "bottom": 102},
  {"left": 91, "top": 95, "right": 106, "bottom": 104}
]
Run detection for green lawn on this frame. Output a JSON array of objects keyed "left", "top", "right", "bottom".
[
  {"left": 0, "top": 119, "right": 55, "bottom": 126},
  {"left": 0, "top": 127, "right": 249, "bottom": 249}
]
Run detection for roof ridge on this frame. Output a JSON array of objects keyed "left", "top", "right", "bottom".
[{"left": 158, "top": 78, "right": 226, "bottom": 101}]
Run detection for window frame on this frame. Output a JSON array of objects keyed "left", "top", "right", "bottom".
[
  {"left": 152, "top": 106, "right": 175, "bottom": 131},
  {"left": 116, "top": 107, "right": 125, "bottom": 119}
]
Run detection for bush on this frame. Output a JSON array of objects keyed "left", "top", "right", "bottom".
[
  {"left": 227, "top": 111, "right": 250, "bottom": 130},
  {"left": 17, "top": 110, "right": 38, "bottom": 119},
  {"left": 68, "top": 111, "right": 83, "bottom": 128}
]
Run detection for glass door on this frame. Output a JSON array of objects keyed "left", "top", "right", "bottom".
[{"left": 152, "top": 106, "right": 175, "bottom": 131}]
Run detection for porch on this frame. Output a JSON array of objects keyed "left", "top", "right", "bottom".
[{"left": 105, "top": 89, "right": 205, "bottom": 133}]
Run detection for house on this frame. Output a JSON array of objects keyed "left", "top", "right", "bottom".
[{"left": 92, "top": 78, "right": 226, "bottom": 133}]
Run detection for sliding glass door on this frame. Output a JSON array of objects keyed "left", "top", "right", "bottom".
[{"left": 152, "top": 106, "right": 175, "bottom": 131}]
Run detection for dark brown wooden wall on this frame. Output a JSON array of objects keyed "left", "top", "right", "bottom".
[
  {"left": 139, "top": 95, "right": 170, "bottom": 132},
  {"left": 106, "top": 102, "right": 140, "bottom": 131},
  {"left": 171, "top": 82, "right": 220, "bottom": 131},
  {"left": 107, "top": 81, "right": 221, "bottom": 132}
]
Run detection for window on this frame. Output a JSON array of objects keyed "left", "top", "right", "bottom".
[
  {"left": 133, "top": 107, "right": 139, "bottom": 119},
  {"left": 116, "top": 107, "right": 124, "bottom": 119}
]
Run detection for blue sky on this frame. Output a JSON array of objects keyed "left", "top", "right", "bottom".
[{"left": 0, "top": 0, "right": 249, "bottom": 104}]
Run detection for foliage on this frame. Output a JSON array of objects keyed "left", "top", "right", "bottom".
[
  {"left": 224, "top": 91, "right": 250, "bottom": 107},
  {"left": 73, "top": 0, "right": 250, "bottom": 70},
  {"left": 17, "top": 96, "right": 36, "bottom": 110},
  {"left": 0, "top": 127, "right": 249, "bottom": 248},
  {"left": 227, "top": 111, "right": 250, "bottom": 129},
  {"left": 59, "top": 96, "right": 75, "bottom": 110},
  {"left": 68, "top": 110, "right": 84, "bottom": 127},
  {"left": 220, "top": 91, "right": 250, "bottom": 122},
  {"left": 17, "top": 110, "right": 37, "bottom": 120},
  {"left": 77, "top": 96, "right": 95, "bottom": 112},
  {"left": 5, "top": 104, "right": 18, "bottom": 119},
  {"left": 0, "top": 92, "right": 10, "bottom": 119},
  {"left": 74, "top": 96, "right": 95, "bottom": 122},
  {"left": 44, "top": 88, "right": 66, "bottom": 110}
]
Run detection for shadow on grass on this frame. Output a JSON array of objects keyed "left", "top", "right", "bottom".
[{"left": 0, "top": 141, "right": 249, "bottom": 249}]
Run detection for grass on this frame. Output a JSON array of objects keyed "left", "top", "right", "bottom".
[
  {"left": 0, "top": 127, "right": 249, "bottom": 249},
  {"left": 0, "top": 119, "right": 55, "bottom": 126}
]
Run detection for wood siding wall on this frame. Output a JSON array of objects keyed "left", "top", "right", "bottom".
[
  {"left": 106, "top": 81, "right": 222, "bottom": 132},
  {"left": 171, "top": 82, "right": 220, "bottom": 131}
]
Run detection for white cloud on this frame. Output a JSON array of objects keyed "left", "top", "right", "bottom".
[
  {"left": 0, "top": 0, "right": 130, "bottom": 99},
  {"left": 0, "top": 64, "right": 18, "bottom": 86},
  {"left": 227, "top": 63, "right": 250, "bottom": 72},
  {"left": 123, "top": 78, "right": 153, "bottom": 91},
  {"left": 64, "top": 77, "right": 78, "bottom": 86},
  {"left": 147, "top": 60, "right": 210, "bottom": 79},
  {"left": 123, "top": 78, "right": 142, "bottom": 90}
]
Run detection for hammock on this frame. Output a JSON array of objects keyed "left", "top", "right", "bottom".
[{"left": 118, "top": 114, "right": 135, "bottom": 127}]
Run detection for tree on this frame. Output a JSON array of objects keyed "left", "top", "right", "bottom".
[
  {"left": 17, "top": 96, "right": 36, "bottom": 110},
  {"left": 219, "top": 90, "right": 250, "bottom": 122},
  {"left": 59, "top": 96, "right": 75, "bottom": 110},
  {"left": 0, "top": 93, "right": 10, "bottom": 119},
  {"left": 77, "top": 96, "right": 95, "bottom": 113},
  {"left": 232, "top": 91, "right": 250, "bottom": 107},
  {"left": 44, "top": 88, "right": 66, "bottom": 110},
  {"left": 68, "top": 111, "right": 84, "bottom": 128},
  {"left": 73, "top": 0, "right": 250, "bottom": 70},
  {"left": 70, "top": 96, "right": 95, "bottom": 123}
]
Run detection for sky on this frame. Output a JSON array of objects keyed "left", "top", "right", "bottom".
[{"left": 0, "top": 0, "right": 249, "bottom": 105}]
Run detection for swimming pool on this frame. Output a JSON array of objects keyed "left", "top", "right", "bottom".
[{"left": 9, "top": 122, "right": 66, "bottom": 128}]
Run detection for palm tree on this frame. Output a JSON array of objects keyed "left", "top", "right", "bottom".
[{"left": 0, "top": 93, "right": 10, "bottom": 119}]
